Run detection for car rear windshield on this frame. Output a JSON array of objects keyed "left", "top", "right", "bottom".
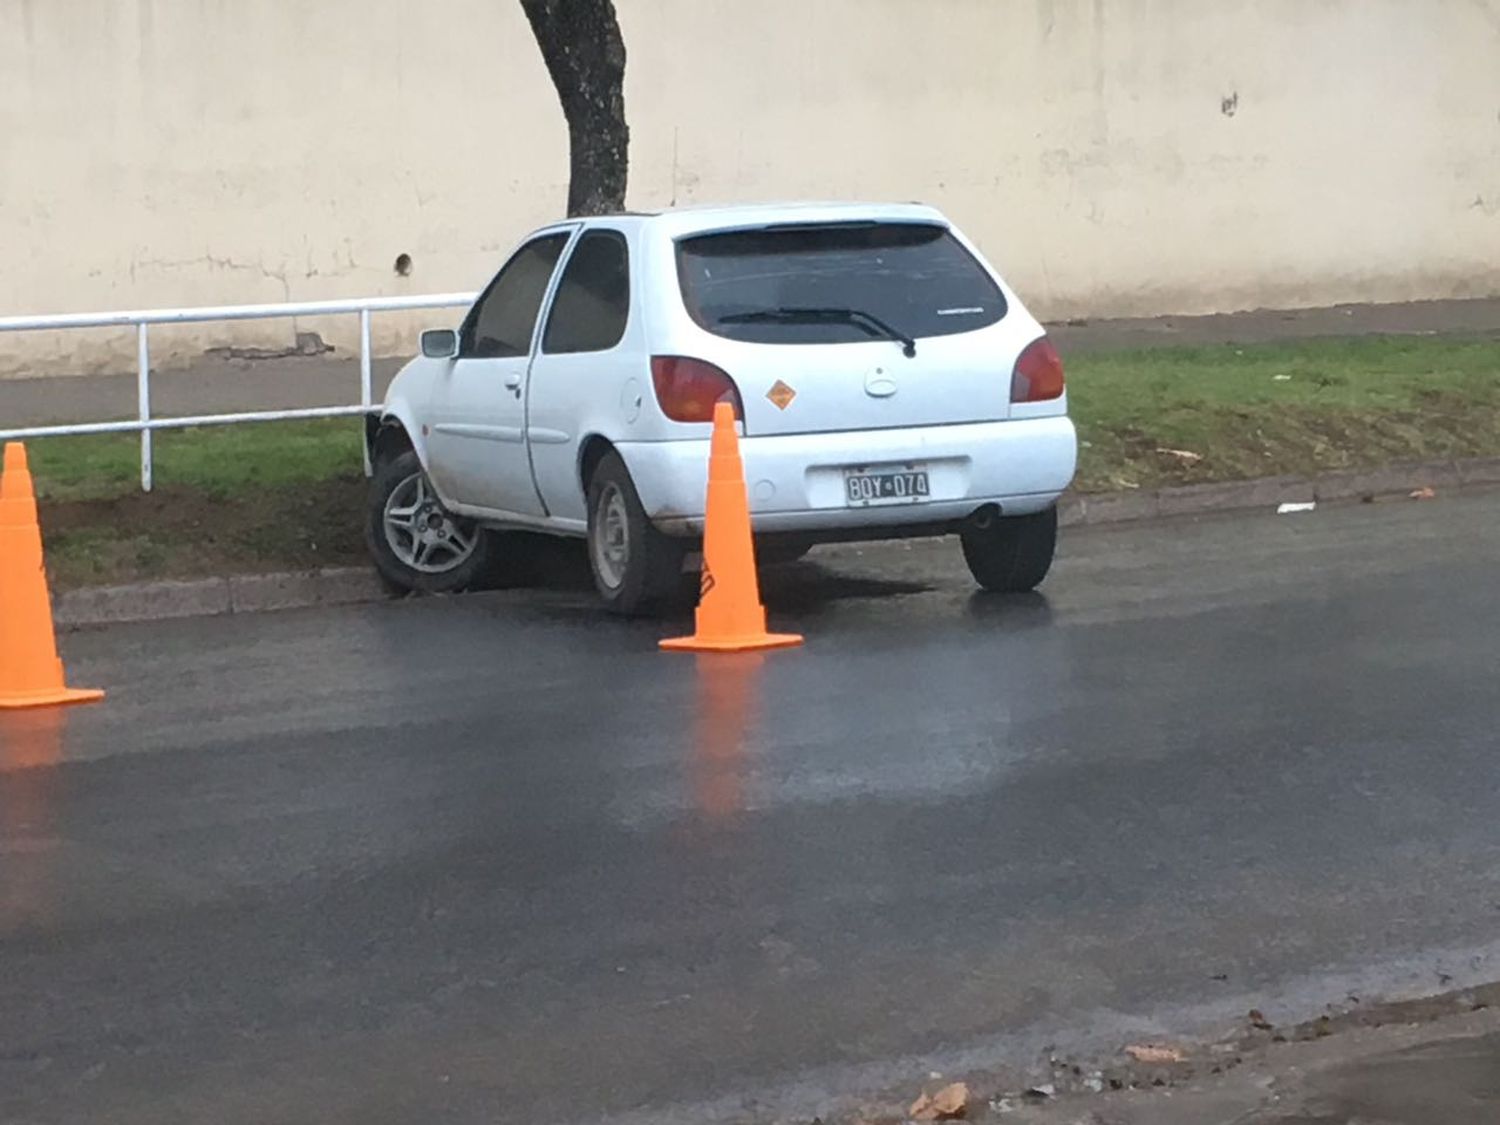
[{"left": 676, "top": 222, "right": 1006, "bottom": 346}]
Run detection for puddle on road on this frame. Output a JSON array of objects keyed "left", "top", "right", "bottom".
[{"left": 0, "top": 707, "right": 66, "bottom": 928}]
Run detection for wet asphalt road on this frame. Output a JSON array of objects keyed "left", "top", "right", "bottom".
[{"left": 4, "top": 493, "right": 1500, "bottom": 1124}]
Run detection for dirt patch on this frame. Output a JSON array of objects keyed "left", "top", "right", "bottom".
[
  {"left": 39, "top": 476, "right": 368, "bottom": 590},
  {"left": 1075, "top": 400, "right": 1500, "bottom": 493}
]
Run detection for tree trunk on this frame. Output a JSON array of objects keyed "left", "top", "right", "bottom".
[{"left": 519, "top": 0, "right": 629, "bottom": 217}]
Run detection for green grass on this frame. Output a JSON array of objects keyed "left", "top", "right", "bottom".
[
  {"left": 1068, "top": 337, "right": 1500, "bottom": 491},
  {"left": 28, "top": 418, "right": 365, "bottom": 502},
  {"left": 15, "top": 336, "right": 1500, "bottom": 588}
]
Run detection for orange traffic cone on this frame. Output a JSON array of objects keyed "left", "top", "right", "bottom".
[
  {"left": 661, "top": 403, "right": 804, "bottom": 654},
  {"left": 0, "top": 443, "right": 104, "bottom": 709}
]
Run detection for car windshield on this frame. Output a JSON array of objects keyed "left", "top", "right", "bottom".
[{"left": 676, "top": 222, "right": 1007, "bottom": 346}]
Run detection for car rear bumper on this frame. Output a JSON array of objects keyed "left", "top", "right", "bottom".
[{"left": 619, "top": 416, "right": 1077, "bottom": 537}]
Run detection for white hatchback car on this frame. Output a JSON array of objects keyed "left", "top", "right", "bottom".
[{"left": 366, "top": 202, "right": 1077, "bottom": 613}]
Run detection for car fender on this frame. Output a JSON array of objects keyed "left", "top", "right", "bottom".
[
  {"left": 373, "top": 401, "right": 429, "bottom": 467},
  {"left": 376, "top": 356, "right": 447, "bottom": 469}
]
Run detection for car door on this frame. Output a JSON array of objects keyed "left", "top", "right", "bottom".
[
  {"left": 426, "top": 229, "right": 572, "bottom": 515},
  {"left": 527, "top": 227, "right": 635, "bottom": 526}
]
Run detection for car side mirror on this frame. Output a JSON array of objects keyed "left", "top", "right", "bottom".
[{"left": 421, "top": 328, "right": 459, "bottom": 359}]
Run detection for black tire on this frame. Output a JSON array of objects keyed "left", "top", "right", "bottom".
[
  {"left": 586, "top": 451, "right": 686, "bottom": 615},
  {"left": 365, "top": 450, "right": 495, "bottom": 596},
  {"left": 960, "top": 506, "right": 1058, "bottom": 593}
]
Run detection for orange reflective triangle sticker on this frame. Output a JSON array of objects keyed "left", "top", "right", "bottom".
[{"left": 767, "top": 380, "right": 797, "bottom": 410}]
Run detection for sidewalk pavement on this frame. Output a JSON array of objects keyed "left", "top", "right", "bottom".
[{"left": 2, "top": 297, "right": 1498, "bottom": 430}]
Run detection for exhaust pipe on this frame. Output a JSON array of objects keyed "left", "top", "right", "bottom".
[{"left": 966, "top": 503, "right": 1003, "bottom": 531}]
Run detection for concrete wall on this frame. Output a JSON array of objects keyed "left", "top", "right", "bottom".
[{"left": 2, "top": 0, "right": 1498, "bottom": 377}]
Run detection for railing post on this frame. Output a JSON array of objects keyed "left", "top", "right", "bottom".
[
  {"left": 359, "top": 307, "right": 373, "bottom": 475},
  {"left": 137, "top": 322, "right": 152, "bottom": 492}
]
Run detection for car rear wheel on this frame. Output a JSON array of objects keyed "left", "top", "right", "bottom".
[
  {"left": 587, "top": 451, "right": 686, "bottom": 616},
  {"left": 960, "top": 506, "right": 1057, "bottom": 593},
  {"left": 366, "top": 450, "right": 494, "bottom": 595}
]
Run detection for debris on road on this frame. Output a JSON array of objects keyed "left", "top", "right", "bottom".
[
  {"left": 1155, "top": 447, "right": 1204, "bottom": 463},
  {"left": 1124, "top": 1043, "right": 1186, "bottom": 1064},
  {"left": 1410, "top": 486, "right": 1437, "bottom": 500},
  {"left": 914, "top": 985, "right": 1500, "bottom": 1125},
  {"left": 909, "top": 1081, "right": 970, "bottom": 1120},
  {"left": 1276, "top": 501, "right": 1317, "bottom": 514}
]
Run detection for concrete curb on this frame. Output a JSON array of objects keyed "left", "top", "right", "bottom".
[
  {"left": 1057, "top": 457, "right": 1500, "bottom": 529},
  {"left": 53, "top": 457, "right": 1500, "bottom": 628},
  {"left": 56, "top": 568, "right": 387, "bottom": 630}
]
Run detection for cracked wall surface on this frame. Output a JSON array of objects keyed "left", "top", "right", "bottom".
[{"left": 2, "top": 0, "right": 1499, "bottom": 378}]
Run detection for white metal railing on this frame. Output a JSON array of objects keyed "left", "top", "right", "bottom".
[{"left": 0, "top": 293, "right": 477, "bottom": 490}]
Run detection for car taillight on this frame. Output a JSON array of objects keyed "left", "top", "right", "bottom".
[
  {"left": 650, "top": 356, "right": 743, "bottom": 423},
  {"left": 1011, "top": 337, "right": 1065, "bottom": 403}
]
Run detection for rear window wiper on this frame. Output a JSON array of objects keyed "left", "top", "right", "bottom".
[{"left": 718, "top": 306, "right": 917, "bottom": 358}]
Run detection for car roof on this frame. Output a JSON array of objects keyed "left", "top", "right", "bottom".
[{"left": 570, "top": 201, "right": 950, "bottom": 239}]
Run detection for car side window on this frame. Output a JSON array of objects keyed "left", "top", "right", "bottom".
[
  {"left": 460, "top": 233, "right": 570, "bottom": 359},
  {"left": 541, "top": 230, "right": 630, "bottom": 355}
]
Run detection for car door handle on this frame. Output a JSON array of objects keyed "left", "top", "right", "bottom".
[{"left": 503, "top": 372, "right": 523, "bottom": 397}]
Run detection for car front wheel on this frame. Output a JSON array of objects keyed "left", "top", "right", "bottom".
[
  {"left": 586, "top": 451, "right": 686, "bottom": 615},
  {"left": 960, "top": 506, "right": 1058, "bottom": 593},
  {"left": 366, "top": 450, "right": 494, "bottom": 595}
]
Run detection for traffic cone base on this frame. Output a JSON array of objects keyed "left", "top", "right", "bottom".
[
  {"left": 660, "top": 402, "right": 804, "bottom": 655},
  {"left": 0, "top": 685, "right": 107, "bottom": 711},
  {"left": 0, "top": 442, "right": 105, "bottom": 709},
  {"left": 660, "top": 631, "right": 803, "bottom": 654}
]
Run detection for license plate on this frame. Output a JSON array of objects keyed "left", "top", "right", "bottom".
[{"left": 844, "top": 465, "right": 931, "bottom": 507}]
